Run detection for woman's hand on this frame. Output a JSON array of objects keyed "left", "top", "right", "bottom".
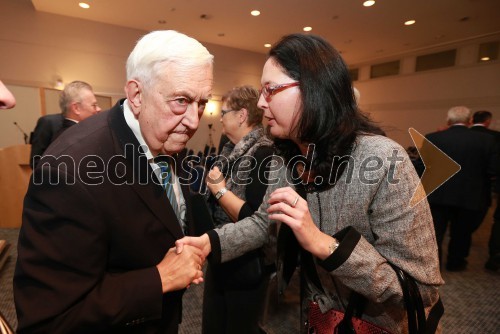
[
  {"left": 206, "top": 166, "right": 226, "bottom": 195},
  {"left": 175, "top": 234, "right": 212, "bottom": 260},
  {"left": 267, "top": 186, "right": 335, "bottom": 260}
]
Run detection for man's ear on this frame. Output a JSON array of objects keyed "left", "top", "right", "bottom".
[
  {"left": 125, "top": 80, "right": 142, "bottom": 114},
  {"left": 69, "top": 101, "right": 80, "bottom": 117}
]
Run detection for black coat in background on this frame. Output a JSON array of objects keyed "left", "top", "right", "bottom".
[
  {"left": 470, "top": 124, "right": 500, "bottom": 261},
  {"left": 426, "top": 125, "right": 497, "bottom": 210},
  {"left": 29, "top": 113, "right": 64, "bottom": 168},
  {"left": 424, "top": 125, "right": 498, "bottom": 268},
  {"left": 470, "top": 124, "right": 500, "bottom": 193}
]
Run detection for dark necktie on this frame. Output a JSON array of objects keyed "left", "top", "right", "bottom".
[{"left": 156, "top": 159, "right": 181, "bottom": 222}]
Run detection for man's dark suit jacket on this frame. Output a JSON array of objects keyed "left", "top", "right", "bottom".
[
  {"left": 425, "top": 125, "right": 498, "bottom": 210},
  {"left": 470, "top": 125, "right": 500, "bottom": 193},
  {"left": 15, "top": 100, "right": 198, "bottom": 334},
  {"left": 30, "top": 114, "right": 64, "bottom": 168}
]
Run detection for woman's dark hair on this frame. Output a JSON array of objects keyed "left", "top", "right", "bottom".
[{"left": 269, "top": 33, "right": 382, "bottom": 185}]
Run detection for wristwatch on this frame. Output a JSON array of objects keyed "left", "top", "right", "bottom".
[
  {"left": 215, "top": 187, "right": 228, "bottom": 200},
  {"left": 329, "top": 237, "right": 340, "bottom": 255}
]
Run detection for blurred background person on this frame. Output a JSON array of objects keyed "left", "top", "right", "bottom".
[
  {"left": 30, "top": 80, "right": 101, "bottom": 168},
  {"left": 425, "top": 106, "right": 498, "bottom": 271},
  {"left": 470, "top": 110, "right": 500, "bottom": 271},
  {"left": 203, "top": 85, "right": 274, "bottom": 334}
]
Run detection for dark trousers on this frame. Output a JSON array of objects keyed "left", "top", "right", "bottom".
[
  {"left": 202, "top": 263, "right": 270, "bottom": 334},
  {"left": 430, "top": 204, "right": 486, "bottom": 266}
]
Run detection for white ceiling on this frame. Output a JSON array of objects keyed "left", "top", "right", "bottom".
[{"left": 31, "top": 0, "right": 500, "bottom": 65}]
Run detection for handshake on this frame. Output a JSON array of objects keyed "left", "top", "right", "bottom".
[{"left": 155, "top": 234, "right": 212, "bottom": 293}]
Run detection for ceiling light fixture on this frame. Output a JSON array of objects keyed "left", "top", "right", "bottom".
[
  {"left": 251, "top": 10, "right": 260, "bottom": 16},
  {"left": 303, "top": 26, "right": 312, "bottom": 32},
  {"left": 264, "top": 44, "right": 271, "bottom": 48},
  {"left": 363, "top": 1, "right": 375, "bottom": 7},
  {"left": 79, "top": 2, "right": 90, "bottom": 9},
  {"left": 404, "top": 20, "right": 416, "bottom": 26},
  {"left": 481, "top": 57, "right": 490, "bottom": 61}
]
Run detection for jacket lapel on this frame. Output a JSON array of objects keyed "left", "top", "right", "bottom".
[{"left": 107, "top": 100, "right": 184, "bottom": 240}]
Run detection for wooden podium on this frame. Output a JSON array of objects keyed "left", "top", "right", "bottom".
[{"left": 0, "top": 144, "right": 31, "bottom": 228}]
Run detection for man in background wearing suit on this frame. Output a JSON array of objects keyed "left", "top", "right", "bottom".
[
  {"left": 29, "top": 80, "right": 101, "bottom": 168},
  {"left": 470, "top": 110, "right": 500, "bottom": 271},
  {"left": 14, "top": 30, "right": 213, "bottom": 334},
  {"left": 425, "top": 106, "right": 498, "bottom": 271}
]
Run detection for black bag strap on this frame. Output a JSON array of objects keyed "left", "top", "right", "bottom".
[
  {"left": 425, "top": 297, "right": 444, "bottom": 334},
  {"left": 391, "top": 264, "right": 420, "bottom": 333}
]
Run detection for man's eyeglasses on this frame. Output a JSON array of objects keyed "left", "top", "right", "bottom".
[
  {"left": 221, "top": 109, "right": 235, "bottom": 117},
  {"left": 166, "top": 97, "right": 208, "bottom": 114},
  {"left": 259, "top": 82, "right": 299, "bottom": 102}
]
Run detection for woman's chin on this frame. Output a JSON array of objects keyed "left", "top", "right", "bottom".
[{"left": 269, "top": 127, "right": 286, "bottom": 139}]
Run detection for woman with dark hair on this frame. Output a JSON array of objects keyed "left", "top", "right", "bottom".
[
  {"left": 179, "top": 34, "right": 443, "bottom": 333},
  {"left": 202, "top": 85, "right": 274, "bottom": 334}
]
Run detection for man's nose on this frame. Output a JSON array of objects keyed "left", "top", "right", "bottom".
[{"left": 183, "top": 103, "right": 201, "bottom": 130}]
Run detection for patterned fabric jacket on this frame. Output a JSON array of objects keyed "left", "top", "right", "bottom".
[{"left": 208, "top": 134, "right": 444, "bottom": 334}]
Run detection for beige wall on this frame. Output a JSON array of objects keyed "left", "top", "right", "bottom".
[
  {"left": 1, "top": 0, "right": 499, "bottom": 153},
  {"left": 355, "top": 46, "right": 500, "bottom": 148}
]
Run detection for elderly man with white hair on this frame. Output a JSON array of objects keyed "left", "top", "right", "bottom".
[
  {"left": 14, "top": 30, "right": 214, "bottom": 334},
  {"left": 424, "top": 106, "right": 499, "bottom": 272}
]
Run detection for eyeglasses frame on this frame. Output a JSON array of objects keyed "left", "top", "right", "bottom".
[
  {"left": 220, "top": 109, "right": 236, "bottom": 117},
  {"left": 260, "top": 82, "right": 299, "bottom": 102}
]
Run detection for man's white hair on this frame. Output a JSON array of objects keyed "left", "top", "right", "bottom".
[
  {"left": 126, "top": 30, "right": 214, "bottom": 88},
  {"left": 447, "top": 106, "right": 471, "bottom": 125}
]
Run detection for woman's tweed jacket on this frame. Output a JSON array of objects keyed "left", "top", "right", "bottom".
[{"left": 207, "top": 134, "right": 444, "bottom": 334}]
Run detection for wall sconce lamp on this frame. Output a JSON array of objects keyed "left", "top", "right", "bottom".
[
  {"left": 205, "top": 100, "right": 217, "bottom": 118},
  {"left": 54, "top": 77, "right": 65, "bottom": 90}
]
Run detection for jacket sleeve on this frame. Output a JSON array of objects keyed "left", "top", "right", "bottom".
[
  {"left": 14, "top": 164, "right": 163, "bottom": 334},
  {"left": 208, "top": 155, "right": 285, "bottom": 264},
  {"left": 238, "top": 146, "right": 274, "bottom": 220}
]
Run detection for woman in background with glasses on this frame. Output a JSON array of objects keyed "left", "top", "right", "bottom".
[
  {"left": 179, "top": 34, "right": 443, "bottom": 333},
  {"left": 202, "top": 85, "right": 274, "bottom": 334}
]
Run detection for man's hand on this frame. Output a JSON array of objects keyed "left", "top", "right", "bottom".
[
  {"left": 156, "top": 245, "right": 204, "bottom": 293},
  {"left": 175, "top": 234, "right": 211, "bottom": 259}
]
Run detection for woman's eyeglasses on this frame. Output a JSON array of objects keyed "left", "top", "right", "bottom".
[
  {"left": 221, "top": 109, "right": 235, "bottom": 117},
  {"left": 259, "top": 82, "right": 299, "bottom": 102}
]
